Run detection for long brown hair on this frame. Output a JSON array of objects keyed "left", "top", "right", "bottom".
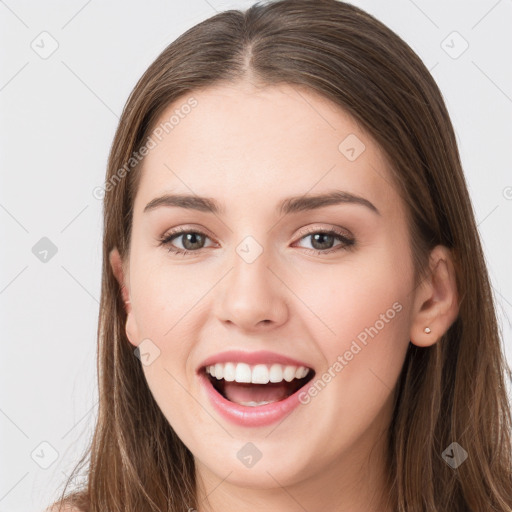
[{"left": 49, "top": 1, "right": 512, "bottom": 510}]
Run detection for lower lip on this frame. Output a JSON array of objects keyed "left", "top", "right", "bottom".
[{"left": 198, "top": 371, "right": 313, "bottom": 427}]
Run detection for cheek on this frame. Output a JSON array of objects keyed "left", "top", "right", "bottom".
[
  {"left": 128, "top": 256, "right": 215, "bottom": 401},
  {"left": 292, "top": 245, "right": 411, "bottom": 333},
  {"left": 129, "top": 250, "right": 200, "bottom": 336},
  {"left": 290, "top": 244, "right": 413, "bottom": 389},
  {"left": 131, "top": 264, "right": 200, "bottom": 426}
]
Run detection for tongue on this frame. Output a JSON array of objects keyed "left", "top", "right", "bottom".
[{"left": 223, "top": 381, "right": 293, "bottom": 405}]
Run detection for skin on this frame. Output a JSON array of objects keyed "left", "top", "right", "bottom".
[{"left": 109, "top": 80, "right": 459, "bottom": 512}]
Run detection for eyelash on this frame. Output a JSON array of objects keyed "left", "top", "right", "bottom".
[{"left": 158, "top": 226, "right": 355, "bottom": 257}]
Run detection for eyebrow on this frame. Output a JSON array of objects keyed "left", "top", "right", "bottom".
[{"left": 143, "top": 190, "right": 380, "bottom": 216}]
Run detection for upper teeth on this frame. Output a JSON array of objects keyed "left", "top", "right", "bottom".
[{"left": 205, "top": 362, "right": 310, "bottom": 384}]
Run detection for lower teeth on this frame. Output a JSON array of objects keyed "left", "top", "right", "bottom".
[{"left": 238, "top": 400, "right": 275, "bottom": 407}]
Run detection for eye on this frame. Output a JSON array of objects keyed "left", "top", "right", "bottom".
[
  {"left": 158, "top": 226, "right": 215, "bottom": 256},
  {"left": 293, "top": 226, "right": 355, "bottom": 255},
  {"left": 158, "top": 225, "right": 355, "bottom": 256}
]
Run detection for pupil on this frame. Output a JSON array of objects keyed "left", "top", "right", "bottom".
[
  {"left": 183, "top": 233, "right": 204, "bottom": 250},
  {"left": 312, "top": 233, "right": 334, "bottom": 250}
]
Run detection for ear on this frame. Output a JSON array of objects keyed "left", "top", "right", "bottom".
[
  {"left": 410, "top": 245, "right": 459, "bottom": 347},
  {"left": 109, "top": 247, "right": 131, "bottom": 311},
  {"left": 109, "top": 247, "right": 138, "bottom": 347}
]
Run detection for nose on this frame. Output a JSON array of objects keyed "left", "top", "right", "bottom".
[{"left": 214, "top": 241, "right": 289, "bottom": 331}]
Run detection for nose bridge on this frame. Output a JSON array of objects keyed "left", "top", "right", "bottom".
[
  {"left": 229, "top": 231, "right": 274, "bottom": 296},
  {"left": 226, "top": 213, "right": 274, "bottom": 277},
  {"left": 214, "top": 228, "right": 289, "bottom": 328}
]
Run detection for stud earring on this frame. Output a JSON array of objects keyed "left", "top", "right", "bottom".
[{"left": 424, "top": 327, "right": 431, "bottom": 334}]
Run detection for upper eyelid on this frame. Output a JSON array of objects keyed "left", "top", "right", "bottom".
[
  {"left": 165, "top": 224, "right": 215, "bottom": 239},
  {"left": 162, "top": 224, "right": 352, "bottom": 239},
  {"left": 297, "top": 225, "right": 353, "bottom": 238}
]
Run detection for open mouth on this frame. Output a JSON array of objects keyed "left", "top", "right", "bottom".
[{"left": 202, "top": 366, "right": 316, "bottom": 407}]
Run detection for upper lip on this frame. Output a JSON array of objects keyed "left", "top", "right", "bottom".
[{"left": 197, "top": 350, "right": 314, "bottom": 373}]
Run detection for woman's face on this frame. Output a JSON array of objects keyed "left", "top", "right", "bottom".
[{"left": 112, "top": 81, "right": 422, "bottom": 502}]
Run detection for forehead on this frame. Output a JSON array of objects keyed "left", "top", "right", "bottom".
[{"left": 134, "top": 82, "right": 402, "bottom": 219}]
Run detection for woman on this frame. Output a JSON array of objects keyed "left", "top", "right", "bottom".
[{"left": 47, "top": 0, "right": 512, "bottom": 510}]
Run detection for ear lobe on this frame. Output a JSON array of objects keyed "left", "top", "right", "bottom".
[
  {"left": 109, "top": 247, "right": 131, "bottom": 313},
  {"left": 409, "top": 245, "right": 459, "bottom": 348}
]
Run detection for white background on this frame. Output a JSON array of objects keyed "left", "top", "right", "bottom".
[{"left": 0, "top": 1, "right": 511, "bottom": 510}]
